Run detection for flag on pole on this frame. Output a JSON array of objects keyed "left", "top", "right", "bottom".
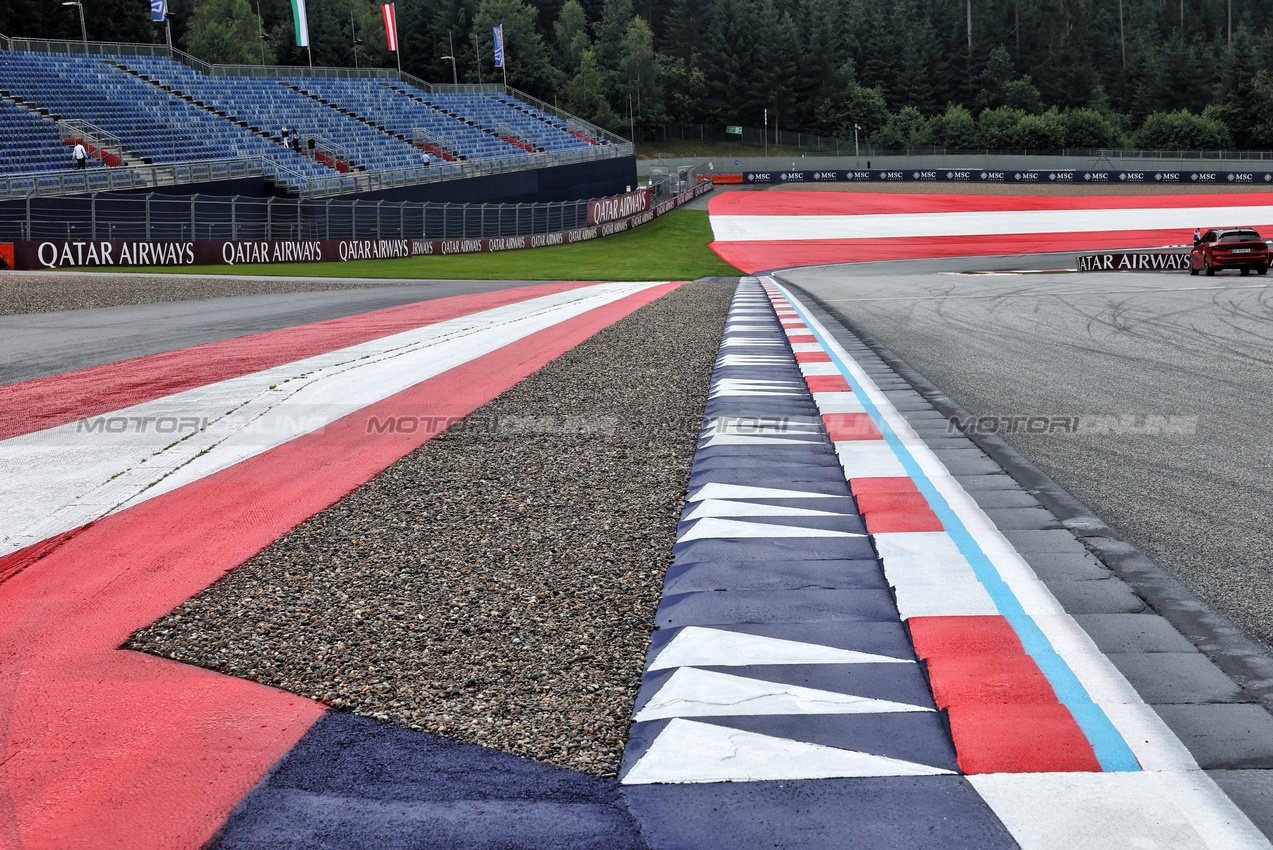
[
  {"left": 290, "top": 0, "right": 309, "bottom": 47},
  {"left": 150, "top": 0, "right": 166, "bottom": 22},
  {"left": 382, "top": 3, "right": 398, "bottom": 52},
  {"left": 493, "top": 25, "right": 505, "bottom": 68}
]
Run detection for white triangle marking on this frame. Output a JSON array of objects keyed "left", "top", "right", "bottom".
[
  {"left": 699, "top": 435, "right": 824, "bottom": 447},
  {"left": 687, "top": 483, "right": 845, "bottom": 502},
  {"left": 635, "top": 668, "right": 929, "bottom": 721},
  {"left": 622, "top": 719, "right": 953, "bottom": 784},
  {"left": 680, "top": 499, "right": 847, "bottom": 521},
  {"left": 649, "top": 627, "right": 910, "bottom": 670},
  {"left": 677, "top": 517, "right": 864, "bottom": 541}
]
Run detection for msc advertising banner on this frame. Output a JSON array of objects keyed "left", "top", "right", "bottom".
[{"left": 741, "top": 169, "right": 1273, "bottom": 185}]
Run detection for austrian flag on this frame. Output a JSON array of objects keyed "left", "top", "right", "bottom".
[{"left": 382, "top": 3, "right": 398, "bottom": 52}]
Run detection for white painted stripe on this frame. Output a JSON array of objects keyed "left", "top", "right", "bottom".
[
  {"left": 0, "top": 282, "right": 657, "bottom": 557},
  {"left": 875, "top": 531, "right": 984, "bottom": 588},
  {"left": 970, "top": 772, "right": 1270, "bottom": 849},
  {"left": 713, "top": 205, "right": 1273, "bottom": 242},
  {"left": 622, "top": 719, "right": 953, "bottom": 784},
  {"left": 676, "top": 517, "right": 863, "bottom": 541},
  {"left": 648, "top": 626, "right": 908, "bottom": 670},
  {"left": 833, "top": 441, "right": 907, "bottom": 477},
  {"left": 809, "top": 391, "right": 866, "bottom": 413},
  {"left": 893, "top": 583, "right": 1000, "bottom": 618},
  {"left": 634, "top": 668, "right": 929, "bottom": 721},
  {"left": 800, "top": 362, "right": 842, "bottom": 376}
]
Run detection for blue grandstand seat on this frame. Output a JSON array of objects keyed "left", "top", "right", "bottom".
[{"left": 0, "top": 47, "right": 613, "bottom": 189}]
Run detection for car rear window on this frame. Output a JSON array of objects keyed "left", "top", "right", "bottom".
[{"left": 1218, "top": 231, "right": 1263, "bottom": 242}]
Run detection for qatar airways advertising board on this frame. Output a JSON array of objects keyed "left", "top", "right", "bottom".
[{"left": 5, "top": 183, "right": 710, "bottom": 270}]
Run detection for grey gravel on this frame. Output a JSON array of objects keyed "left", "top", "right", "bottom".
[
  {"left": 0, "top": 272, "right": 371, "bottom": 316},
  {"left": 128, "top": 279, "right": 737, "bottom": 776}
]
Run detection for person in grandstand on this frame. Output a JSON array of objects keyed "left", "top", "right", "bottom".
[
  {"left": 281, "top": 126, "right": 290, "bottom": 147},
  {"left": 422, "top": 151, "right": 431, "bottom": 167},
  {"left": 72, "top": 141, "right": 88, "bottom": 170}
]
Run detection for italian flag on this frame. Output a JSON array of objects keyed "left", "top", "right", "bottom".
[{"left": 290, "top": 0, "right": 309, "bottom": 47}]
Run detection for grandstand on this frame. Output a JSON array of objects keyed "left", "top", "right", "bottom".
[{"left": 0, "top": 34, "right": 632, "bottom": 201}]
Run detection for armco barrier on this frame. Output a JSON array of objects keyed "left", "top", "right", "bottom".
[
  {"left": 1076, "top": 252, "right": 1192, "bottom": 272},
  {"left": 7, "top": 181, "right": 711, "bottom": 270},
  {"left": 735, "top": 169, "right": 1273, "bottom": 185}
]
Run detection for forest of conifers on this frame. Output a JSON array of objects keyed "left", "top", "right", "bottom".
[{"left": 6, "top": 0, "right": 1273, "bottom": 149}]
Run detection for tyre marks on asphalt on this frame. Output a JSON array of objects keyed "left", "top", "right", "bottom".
[
  {"left": 618, "top": 277, "right": 1271, "bottom": 848},
  {"left": 0, "top": 282, "right": 679, "bottom": 849}
]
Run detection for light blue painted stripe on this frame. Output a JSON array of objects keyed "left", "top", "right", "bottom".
[{"left": 768, "top": 279, "right": 1140, "bottom": 773}]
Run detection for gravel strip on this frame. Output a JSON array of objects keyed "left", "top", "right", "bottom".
[
  {"left": 128, "top": 279, "right": 738, "bottom": 777},
  {"left": 0, "top": 272, "right": 375, "bottom": 316}
]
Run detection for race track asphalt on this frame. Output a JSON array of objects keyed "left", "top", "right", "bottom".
[
  {"left": 0, "top": 278, "right": 551, "bottom": 385},
  {"left": 780, "top": 256, "right": 1273, "bottom": 656}
]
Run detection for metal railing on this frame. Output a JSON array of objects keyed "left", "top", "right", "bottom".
[
  {"left": 56, "top": 119, "right": 127, "bottom": 166},
  {"left": 411, "top": 127, "right": 456, "bottom": 157},
  {"left": 0, "top": 157, "right": 265, "bottom": 200},
  {"left": 0, "top": 191, "right": 613, "bottom": 242},
  {"left": 647, "top": 159, "right": 713, "bottom": 203}
]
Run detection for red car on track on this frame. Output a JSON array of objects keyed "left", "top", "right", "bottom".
[{"left": 1191, "top": 227, "right": 1269, "bottom": 275}]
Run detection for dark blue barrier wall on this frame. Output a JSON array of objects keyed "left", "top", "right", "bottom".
[
  {"left": 351, "top": 156, "right": 638, "bottom": 204},
  {"left": 108, "top": 176, "right": 271, "bottom": 198}
]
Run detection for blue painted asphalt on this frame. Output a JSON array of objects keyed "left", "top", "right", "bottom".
[
  {"left": 211, "top": 278, "right": 1020, "bottom": 848},
  {"left": 613, "top": 279, "right": 1018, "bottom": 844},
  {"left": 212, "top": 712, "right": 645, "bottom": 850}
]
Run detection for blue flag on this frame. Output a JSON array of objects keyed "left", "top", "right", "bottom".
[
  {"left": 150, "top": 0, "right": 166, "bottom": 21},
  {"left": 493, "top": 25, "right": 504, "bottom": 68}
]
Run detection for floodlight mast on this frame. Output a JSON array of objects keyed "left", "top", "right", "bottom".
[{"left": 62, "top": 1, "right": 87, "bottom": 45}]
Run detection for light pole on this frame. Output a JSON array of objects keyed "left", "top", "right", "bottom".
[
  {"left": 62, "top": 1, "right": 87, "bottom": 45},
  {"left": 442, "top": 55, "right": 457, "bottom": 85},
  {"left": 350, "top": 6, "right": 359, "bottom": 69},
  {"left": 255, "top": 0, "right": 267, "bottom": 64},
  {"left": 854, "top": 123, "right": 860, "bottom": 168}
]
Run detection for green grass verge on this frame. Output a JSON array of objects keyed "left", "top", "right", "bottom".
[{"left": 107, "top": 208, "right": 740, "bottom": 280}]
